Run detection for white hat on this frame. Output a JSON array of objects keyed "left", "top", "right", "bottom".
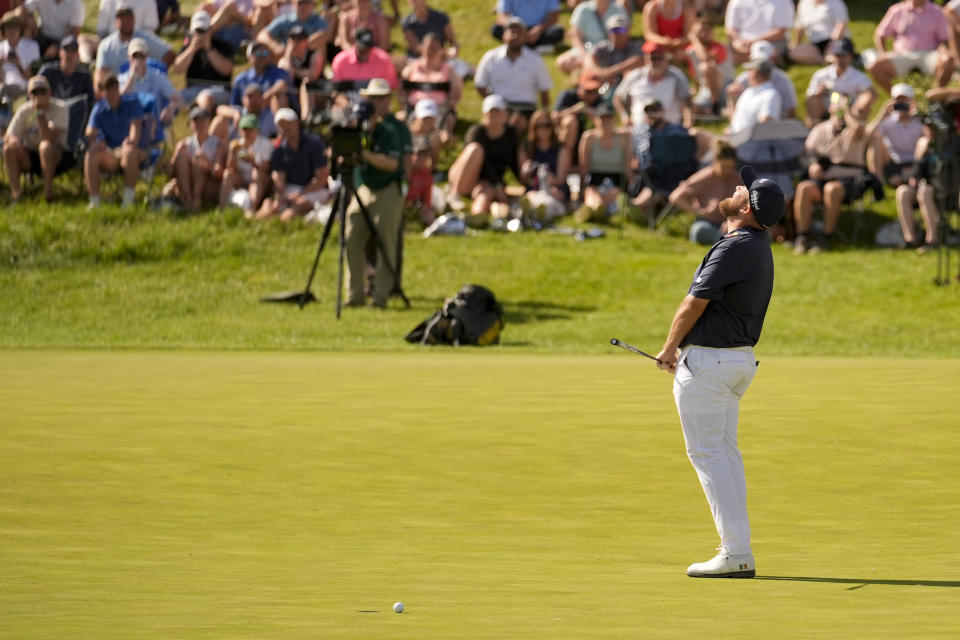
[
  {"left": 482, "top": 94, "right": 507, "bottom": 113},
  {"left": 273, "top": 107, "right": 299, "bottom": 126},
  {"left": 891, "top": 83, "right": 915, "bottom": 99},
  {"left": 413, "top": 98, "right": 439, "bottom": 119},
  {"left": 359, "top": 77, "right": 392, "bottom": 96},
  {"left": 748, "top": 40, "right": 776, "bottom": 63},
  {"left": 190, "top": 11, "right": 211, "bottom": 32},
  {"left": 128, "top": 37, "right": 149, "bottom": 56}
]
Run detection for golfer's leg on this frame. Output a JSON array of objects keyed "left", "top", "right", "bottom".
[{"left": 720, "top": 361, "right": 758, "bottom": 555}]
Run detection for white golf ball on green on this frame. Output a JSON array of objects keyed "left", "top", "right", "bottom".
[{"left": 393, "top": 601, "right": 404, "bottom": 613}]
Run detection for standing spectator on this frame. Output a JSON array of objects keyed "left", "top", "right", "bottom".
[
  {"left": 582, "top": 14, "right": 643, "bottom": 90},
  {"left": 330, "top": 26, "right": 398, "bottom": 90},
  {"left": 219, "top": 113, "right": 272, "bottom": 214},
  {"left": 727, "top": 60, "right": 781, "bottom": 135},
  {"left": 685, "top": 11, "right": 733, "bottom": 117},
  {"left": 724, "top": 0, "right": 794, "bottom": 64},
  {"left": 804, "top": 38, "right": 874, "bottom": 126},
  {"left": 400, "top": 32, "right": 461, "bottom": 145},
  {"left": 641, "top": 0, "right": 696, "bottom": 66},
  {"left": 668, "top": 139, "right": 742, "bottom": 244},
  {"left": 788, "top": 0, "right": 850, "bottom": 65},
  {"left": 257, "top": 0, "right": 327, "bottom": 64},
  {"left": 16, "top": 0, "right": 84, "bottom": 60},
  {"left": 0, "top": 11, "right": 39, "bottom": 102},
  {"left": 576, "top": 101, "right": 631, "bottom": 222},
  {"left": 727, "top": 41, "right": 797, "bottom": 119},
  {"left": 866, "top": 84, "right": 926, "bottom": 188},
  {"left": 401, "top": 0, "right": 457, "bottom": 58},
  {"left": 3, "top": 75, "right": 70, "bottom": 202},
  {"left": 39, "top": 35, "right": 95, "bottom": 114},
  {"left": 95, "top": 2, "right": 173, "bottom": 92},
  {"left": 344, "top": 78, "right": 408, "bottom": 308},
  {"left": 165, "top": 106, "right": 224, "bottom": 210},
  {"left": 336, "top": 0, "right": 388, "bottom": 51},
  {"left": 256, "top": 107, "right": 329, "bottom": 220},
  {"left": 491, "top": 0, "right": 563, "bottom": 49},
  {"left": 557, "top": 0, "right": 628, "bottom": 74},
  {"left": 171, "top": 11, "right": 233, "bottom": 106},
  {"left": 97, "top": 0, "right": 158, "bottom": 36},
  {"left": 119, "top": 38, "right": 183, "bottom": 125},
  {"left": 864, "top": 0, "right": 953, "bottom": 95},
  {"left": 474, "top": 17, "right": 553, "bottom": 131},
  {"left": 84, "top": 73, "right": 148, "bottom": 209},
  {"left": 230, "top": 40, "right": 291, "bottom": 108}
]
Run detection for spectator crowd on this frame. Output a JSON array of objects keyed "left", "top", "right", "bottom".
[{"left": 2, "top": 0, "right": 959, "bottom": 263}]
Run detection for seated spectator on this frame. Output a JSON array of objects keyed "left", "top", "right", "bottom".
[
  {"left": 576, "top": 102, "right": 632, "bottom": 222},
  {"left": 447, "top": 94, "right": 524, "bottom": 220},
  {"left": 219, "top": 112, "right": 272, "bottom": 214},
  {"left": 491, "top": 0, "right": 563, "bottom": 49},
  {"left": 331, "top": 26, "right": 398, "bottom": 91},
  {"left": 553, "top": 69, "right": 604, "bottom": 166},
  {"left": 557, "top": 0, "right": 628, "bottom": 74},
  {"left": 947, "top": 0, "right": 960, "bottom": 71},
  {"left": 788, "top": 0, "right": 850, "bottom": 65},
  {"left": 631, "top": 98, "right": 693, "bottom": 213},
  {"left": 231, "top": 40, "right": 290, "bottom": 109},
  {"left": 727, "top": 41, "right": 797, "bottom": 120},
  {"left": 0, "top": 11, "right": 39, "bottom": 102},
  {"left": 39, "top": 35, "right": 95, "bottom": 115},
  {"left": 156, "top": 0, "right": 182, "bottom": 33},
  {"left": 864, "top": 0, "right": 953, "bottom": 95},
  {"left": 213, "top": 83, "right": 277, "bottom": 144},
  {"left": 407, "top": 97, "right": 441, "bottom": 162},
  {"left": 3, "top": 75, "right": 71, "bottom": 201},
  {"left": 724, "top": 0, "right": 794, "bottom": 64},
  {"left": 668, "top": 138, "right": 741, "bottom": 244},
  {"left": 474, "top": 17, "right": 553, "bottom": 132},
  {"left": 405, "top": 136, "right": 436, "bottom": 225},
  {"left": 257, "top": 0, "right": 327, "bottom": 67},
  {"left": 805, "top": 38, "right": 874, "bottom": 126},
  {"left": 582, "top": 14, "right": 643, "bottom": 90},
  {"left": 202, "top": 0, "right": 257, "bottom": 55},
  {"left": 119, "top": 38, "right": 183, "bottom": 125},
  {"left": 164, "top": 106, "right": 224, "bottom": 211},
  {"left": 866, "top": 84, "right": 925, "bottom": 188},
  {"left": 793, "top": 93, "right": 873, "bottom": 254},
  {"left": 641, "top": 0, "right": 696, "bottom": 66},
  {"left": 400, "top": 32, "right": 461, "bottom": 145},
  {"left": 84, "top": 73, "right": 149, "bottom": 208},
  {"left": 16, "top": 0, "right": 84, "bottom": 60},
  {"left": 402, "top": 0, "right": 457, "bottom": 58},
  {"left": 520, "top": 109, "right": 570, "bottom": 223},
  {"left": 256, "top": 107, "right": 329, "bottom": 221},
  {"left": 896, "top": 135, "right": 939, "bottom": 252},
  {"left": 685, "top": 12, "right": 733, "bottom": 118},
  {"left": 95, "top": 2, "right": 173, "bottom": 92},
  {"left": 98, "top": 0, "right": 158, "bottom": 37},
  {"left": 278, "top": 25, "right": 314, "bottom": 90},
  {"left": 614, "top": 41, "right": 692, "bottom": 130},
  {"left": 335, "top": 0, "right": 388, "bottom": 52},
  {"left": 727, "top": 59, "right": 780, "bottom": 135},
  {"left": 172, "top": 11, "right": 233, "bottom": 106}
]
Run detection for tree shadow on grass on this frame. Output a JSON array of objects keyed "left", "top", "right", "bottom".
[
  {"left": 502, "top": 299, "right": 596, "bottom": 325},
  {"left": 755, "top": 576, "right": 960, "bottom": 589}
]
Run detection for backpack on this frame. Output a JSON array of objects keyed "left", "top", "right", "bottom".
[{"left": 405, "top": 285, "right": 504, "bottom": 346}]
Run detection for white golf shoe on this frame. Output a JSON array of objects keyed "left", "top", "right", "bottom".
[{"left": 687, "top": 549, "right": 755, "bottom": 578}]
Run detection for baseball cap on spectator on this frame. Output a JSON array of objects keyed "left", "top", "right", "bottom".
[
  {"left": 28, "top": 75, "right": 50, "bottom": 93},
  {"left": 413, "top": 98, "right": 439, "bottom": 119},
  {"left": 274, "top": 108, "right": 298, "bottom": 126},
  {"left": 595, "top": 101, "right": 615, "bottom": 118},
  {"left": 642, "top": 41, "right": 668, "bottom": 54},
  {"left": 579, "top": 70, "right": 602, "bottom": 91},
  {"left": 740, "top": 165, "right": 785, "bottom": 228},
  {"left": 239, "top": 113, "right": 259, "bottom": 129},
  {"left": 745, "top": 40, "right": 775, "bottom": 66},
  {"left": 289, "top": 25, "right": 308, "bottom": 40},
  {"left": 128, "top": 38, "right": 149, "bottom": 56},
  {"left": 643, "top": 98, "right": 664, "bottom": 113},
  {"left": 247, "top": 40, "right": 270, "bottom": 57},
  {"left": 828, "top": 37, "right": 855, "bottom": 57},
  {"left": 355, "top": 27, "right": 375, "bottom": 49},
  {"left": 359, "top": 77, "right": 391, "bottom": 96},
  {"left": 60, "top": 34, "right": 78, "bottom": 49},
  {"left": 482, "top": 94, "right": 507, "bottom": 113},
  {"left": 606, "top": 15, "right": 629, "bottom": 33},
  {"left": 189, "top": 106, "right": 211, "bottom": 120},
  {"left": 891, "top": 83, "right": 915, "bottom": 99},
  {"left": 114, "top": 0, "right": 134, "bottom": 16},
  {"left": 505, "top": 16, "right": 526, "bottom": 30},
  {"left": 190, "top": 11, "right": 210, "bottom": 32}
]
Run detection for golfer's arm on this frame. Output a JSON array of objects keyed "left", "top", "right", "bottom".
[{"left": 661, "top": 294, "right": 710, "bottom": 354}]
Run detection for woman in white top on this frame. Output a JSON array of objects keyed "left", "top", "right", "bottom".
[{"left": 788, "top": 0, "right": 850, "bottom": 65}]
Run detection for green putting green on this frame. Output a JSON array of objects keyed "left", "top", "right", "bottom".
[{"left": 2, "top": 351, "right": 958, "bottom": 638}]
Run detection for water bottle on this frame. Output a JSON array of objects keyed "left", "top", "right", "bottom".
[
  {"left": 600, "top": 176, "right": 614, "bottom": 196},
  {"left": 537, "top": 163, "right": 550, "bottom": 193}
]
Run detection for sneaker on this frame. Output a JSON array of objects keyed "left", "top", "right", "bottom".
[
  {"left": 793, "top": 234, "right": 809, "bottom": 255},
  {"left": 808, "top": 234, "right": 832, "bottom": 254},
  {"left": 687, "top": 549, "right": 755, "bottom": 578}
]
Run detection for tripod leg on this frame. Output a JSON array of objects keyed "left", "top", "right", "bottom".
[
  {"left": 299, "top": 188, "right": 341, "bottom": 308},
  {"left": 336, "top": 186, "right": 347, "bottom": 318},
  {"left": 353, "top": 184, "right": 411, "bottom": 308}
]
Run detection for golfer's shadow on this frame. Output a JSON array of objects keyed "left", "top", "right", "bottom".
[{"left": 756, "top": 576, "right": 960, "bottom": 590}]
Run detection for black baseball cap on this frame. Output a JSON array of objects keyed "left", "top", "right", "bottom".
[
  {"left": 740, "top": 165, "right": 785, "bottom": 228},
  {"left": 828, "top": 38, "right": 855, "bottom": 57}
]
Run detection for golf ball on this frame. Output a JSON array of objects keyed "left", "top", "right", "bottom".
[{"left": 393, "top": 601, "right": 404, "bottom": 614}]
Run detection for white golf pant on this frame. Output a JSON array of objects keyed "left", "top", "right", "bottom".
[{"left": 673, "top": 345, "right": 758, "bottom": 556}]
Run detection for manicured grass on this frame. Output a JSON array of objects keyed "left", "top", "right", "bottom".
[{"left": 2, "top": 351, "right": 959, "bottom": 638}]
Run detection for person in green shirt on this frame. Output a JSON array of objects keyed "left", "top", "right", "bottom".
[{"left": 344, "top": 78, "right": 411, "bottom": 308}]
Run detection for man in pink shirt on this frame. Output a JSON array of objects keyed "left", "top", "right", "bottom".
[
  {"left": 866, "top": 0, "right": 953, "bottom": 94},
  {"left": 331, "top": 26, "right": 398, "bottom": 90}
]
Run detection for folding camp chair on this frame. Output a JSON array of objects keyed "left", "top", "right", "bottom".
[{"left": 639, "top": 133, "right": 699, "bottom": 229}]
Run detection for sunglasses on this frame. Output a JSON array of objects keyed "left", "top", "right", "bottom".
[
  {"left": 194, "top": 28, "right": 207, "bottom": 34},
  {"left": 535, "top": 122, "right": 552, "bottom": 129},
  {"left": 131, "top": 52, "right": 146, "bottom": 59},
  {"left": 609, "top": 27, "right": 627, "bottom": 34},
  {"left": 30, "top": 88, "right": 48, "bottom": 96},
  {"left": 649, "top": 54, "right": 666, "bottom": 61},
  {"left": 253, "top": 49, "right": 270, "bottom": 58}
]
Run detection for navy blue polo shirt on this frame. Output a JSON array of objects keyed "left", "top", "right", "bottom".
[
  {"left": 681, "top": 226, "right": 774, "bottom": 349},
  {"left": 270, "top": 132, "right": 327, "bottom": 187}
]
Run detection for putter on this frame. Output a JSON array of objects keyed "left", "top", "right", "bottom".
[{"left": 610, "top": 338, "right": 660, "bottom": 362}]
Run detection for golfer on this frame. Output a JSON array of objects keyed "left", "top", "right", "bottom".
[{"left": 654, "top": 166, "right": 785, "bottom": 578}]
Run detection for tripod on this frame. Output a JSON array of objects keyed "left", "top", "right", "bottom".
[{"left": 263, "top": 167, "right": 410, "bottom": 317}]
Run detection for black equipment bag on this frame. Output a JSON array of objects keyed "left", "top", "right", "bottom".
[{"left": 405, "top": 285, "right": 504, "bottom": 346}]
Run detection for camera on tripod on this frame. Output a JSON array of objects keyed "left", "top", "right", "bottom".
[{"left": 329, "top": 100, "right": 374, "bottom": 169}]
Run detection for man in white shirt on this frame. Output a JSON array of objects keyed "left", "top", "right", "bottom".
[
  {"left": 95, "top": 2, "right": 173, "bottom": 93},
  {"left": 788, "top": 0, "right": 850, "bottom": 65},
  {"left": 725, "top": 0, "right": 794, "bottom": 64},
  {"left": 805, "top": 38, "right": 875, "bottom": 126},
  {"left": 614, "top": 41, "right": 692, "bottom": 128},
  {"left": 97, "top": 0, "right": 158, "bottom": 37},
  {"left": 727, "top": 40, "right": 797, "bottom": 119},
  {"left": 727, "top": 60, "right": 781, "bottom": 135},
  {"left": 17, "top": 0, "right": 84, "bottom": 58},
  {"left": 474, "top": 17, "right": 552, "bottom": 132}
]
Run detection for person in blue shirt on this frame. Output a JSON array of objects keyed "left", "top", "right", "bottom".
[
  {"left": 118, "top": 37, "right": 183, "bottom": 125},
  {"left": 491, "top": 0, "right": 563, "bottom": 47},
  {"left": 84, "top": 73, "right": 149, "bottom": 208},
  {"left": 230, "top": 40, "right": 291, "bottom": 110},
  {"left": 257, "top": 0, "right": 327, "bottom": 63}
]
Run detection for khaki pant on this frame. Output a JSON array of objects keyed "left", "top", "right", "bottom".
[{"left": 344, "top": 181, "right": 402, "bottom": 306}]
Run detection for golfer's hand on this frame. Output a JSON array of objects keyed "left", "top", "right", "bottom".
[{"left": 655, "top": 348, "right": 678, "bottom": 373}]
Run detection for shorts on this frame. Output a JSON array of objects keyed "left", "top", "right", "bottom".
[
  {"left": 883, "top": 160, "right": 912, "bottom": 185},
  {"left": 862, "top": 48, "right": 939, "bottom": 76},
  {"left": 811, "top": 39, "right": 830, "bottom": 56},
  {"left": 283, "top": 184, "right": 330, "bottom": 204},
  {"left": 586, "top": 172, "right": 623, "bottom": 188},
  {"left": 27, "top": 148, "right": 75, "bottom": 175}
]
